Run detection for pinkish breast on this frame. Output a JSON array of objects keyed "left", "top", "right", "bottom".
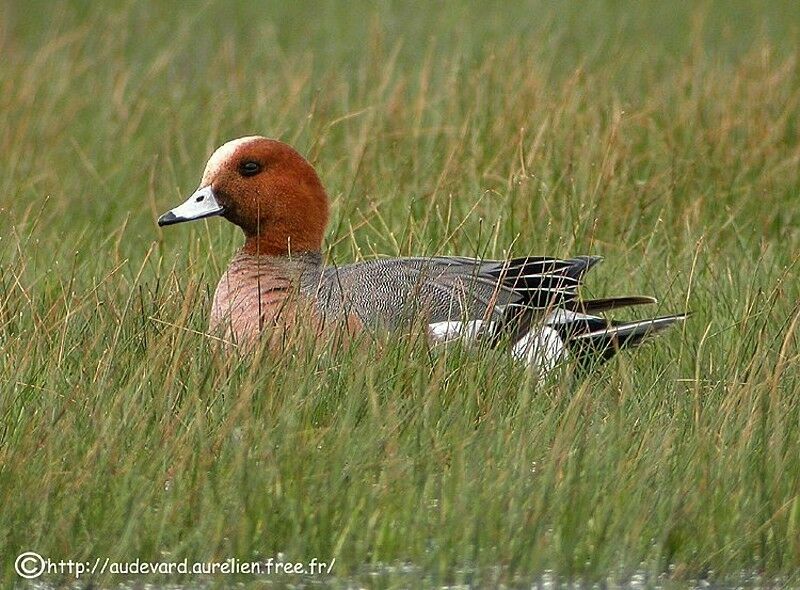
[{"left": 210, "top": 252, "right": 315, "bottom": 345}]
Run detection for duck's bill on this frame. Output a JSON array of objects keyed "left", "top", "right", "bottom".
[{"left": 157, "top": 186, "right": 224, "bottom": 227}]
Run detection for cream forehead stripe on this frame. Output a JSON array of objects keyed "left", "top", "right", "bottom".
[{"left": 201, "top": 136, "right": 263, "bottom": 184}]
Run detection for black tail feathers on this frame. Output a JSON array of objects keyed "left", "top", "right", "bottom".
[{"left": 549, "top": 312, "right": 688, "bottom": 368}]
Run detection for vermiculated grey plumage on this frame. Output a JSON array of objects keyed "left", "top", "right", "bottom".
[
  {"left": 298, "top": 253, "right": 686, "bottom": 369},
  {"left": 309, "top": 255, "right": 600, "bottom": 330}
]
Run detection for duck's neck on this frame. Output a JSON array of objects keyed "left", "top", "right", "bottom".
[
  {"left": 209, "top": 249, "right": 323, "bottom": 341},
  {"left": 225, "top": 249, "right": 322, "bottom": 283},
  {"left": 242, "top": 231, "right": 323, "bottom": 258}
]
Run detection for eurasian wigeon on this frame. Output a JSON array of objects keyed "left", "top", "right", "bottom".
[{"left": 158, "top": 136, "right": 686, "bottom": 375}]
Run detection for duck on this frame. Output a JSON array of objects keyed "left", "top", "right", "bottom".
[{"left": 157, "top": 136, "right": 686, "bottom": 376}]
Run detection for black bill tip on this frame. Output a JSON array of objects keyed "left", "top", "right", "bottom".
[{"left": 157, "top": 211, "right": 180, "bottom": 227}]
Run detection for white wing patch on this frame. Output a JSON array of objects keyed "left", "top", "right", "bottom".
[
  {"left": 427, "top": 320, "right": 569, "bottom": 379},
  {"left": 427, "top": 320, "right": 486, "bottom": 343},
  {"left": 511, "top": 327, "right": 568, "bottom": 380}
]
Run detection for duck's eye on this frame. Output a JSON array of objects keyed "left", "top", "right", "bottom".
[{"left": 240, "top": 161, "right": 262, "bottom": 177}]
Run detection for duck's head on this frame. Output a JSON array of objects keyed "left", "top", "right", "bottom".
[{"left": 158, "top": 136, "right": 329, "bottom": 256}]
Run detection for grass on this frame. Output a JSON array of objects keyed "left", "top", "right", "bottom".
[{"left": 2, "top": 0, "right": 800, "bottom": 587}]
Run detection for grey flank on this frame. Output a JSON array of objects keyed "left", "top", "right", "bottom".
[
  {"left": 296, "top": 253, "right": 687, "bottom": 366},
  {"left": 303, "top": 255, "right": 597, "bottom": 330}
]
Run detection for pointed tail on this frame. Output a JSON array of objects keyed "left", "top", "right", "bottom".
[{"left": 550, "top": 312, "right": 689, "bottom": 367}]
